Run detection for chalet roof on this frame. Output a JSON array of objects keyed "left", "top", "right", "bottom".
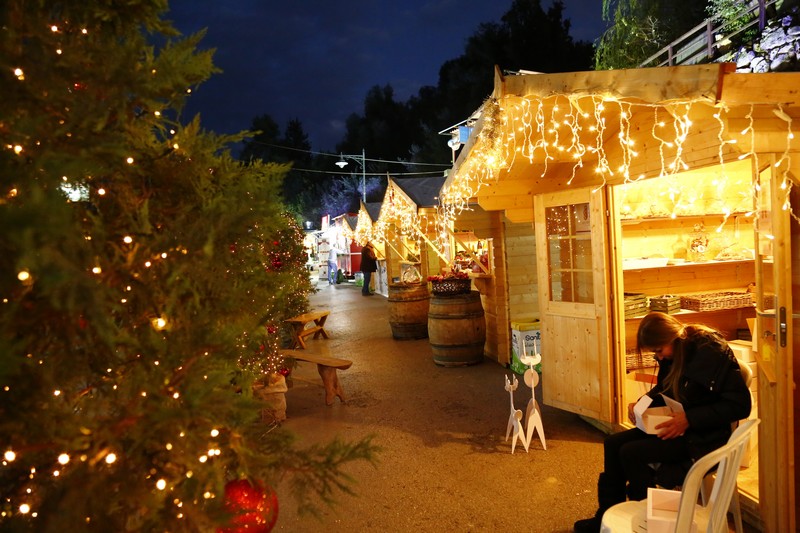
[
  {"left": 443, "top": 63, "right": 800, "bottom": 223},
  {"left": 392, "top": 176, "right": 446, "bottom": 208},
  {"left": 364, "top": 202, "right": 382, "bottom": 222}
]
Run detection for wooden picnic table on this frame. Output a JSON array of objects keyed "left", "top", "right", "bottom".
[
  {"left": 280, "top": 349, "right": 352, "bottom": 405},
  {"left": 285, "top": 310, "right": 330, "bottom": 349}
]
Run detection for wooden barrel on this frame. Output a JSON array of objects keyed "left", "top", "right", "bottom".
[
  {"left": 428, "top": 290, "right": 485, "bottom": 366},
  {"left": 387, "top": 283, "right": 430, "bottom": 340}
]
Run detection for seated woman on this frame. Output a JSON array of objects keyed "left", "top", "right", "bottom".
[{"left": 573, "top": 312, "right": 752, "bottom": 533}]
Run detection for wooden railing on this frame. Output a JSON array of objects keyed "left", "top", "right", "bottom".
[{"left": 638, "top": 0, "right": 776, "bottom": 68}]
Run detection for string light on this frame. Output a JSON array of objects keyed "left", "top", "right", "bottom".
[{"left": 440, "top": 90, "right": 798, "bottom": 237}]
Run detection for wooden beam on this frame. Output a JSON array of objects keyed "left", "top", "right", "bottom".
[
  {"left": 476, "top": 193, "right": 531, "bottom": 211},
  {"left": 720, "top": 72, "right": 800, "bottom": 106},
  {"left": 503, "top": 207, "right": 533, "bottom": 223},
  {"left": 500, "top": 64, "right": 726, "bottom": 104}
]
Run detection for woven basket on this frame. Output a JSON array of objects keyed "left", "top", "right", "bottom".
[
  {"left": 431, "top": 278, "right": 471, "bottom": 296},
  {"left": 625, "top": 350, "right": 658, "bottom": 372},
  {"left": 624, "top": 292, "right": 648, "bottom": 318},
  {"left": 680, "top": 291, "right": 753, "bottom": 312},
  {"left": 650, "top": 295, "right": 681, "bottom": 314}
]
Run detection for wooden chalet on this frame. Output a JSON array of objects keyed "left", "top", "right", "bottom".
[
  {"left": 374, "top": 176, "right": 446, "bottom": 287},
  {"left": 442, "top": 63, "right": 798, "bottom": 531}
]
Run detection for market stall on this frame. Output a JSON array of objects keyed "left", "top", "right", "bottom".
[{"left": 441, "top": 63, "right": 799, "bottom": 531}]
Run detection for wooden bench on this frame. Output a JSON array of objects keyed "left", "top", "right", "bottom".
[
  {"left": 281, "top": 349, "right": 352, "bottom": 405},
  {"left": 285, "top": 310, "right": 330, "bottom": 349}
]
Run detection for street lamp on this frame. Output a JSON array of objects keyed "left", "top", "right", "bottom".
[{"left": 335, "top": 148, "right": 366, "bottom": 203}]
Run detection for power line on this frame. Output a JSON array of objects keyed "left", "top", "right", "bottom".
[
  {"left": 287, "top": 167, "right": 446, "bottom": 177},
  {"left": 244, "top": 140, "right": 452, "bottom": 168}
]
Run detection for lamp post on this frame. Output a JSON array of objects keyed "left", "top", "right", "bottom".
[{"left": 335, "top": 148, "right": 366, "bottom": 203}]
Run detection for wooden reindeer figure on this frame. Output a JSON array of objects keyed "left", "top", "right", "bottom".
[
  {"left": 520, "top": 342, "right": 546, "bottom": 450},
  {"left": 504, "top": 374, "right": 529, "bottom": 454}
]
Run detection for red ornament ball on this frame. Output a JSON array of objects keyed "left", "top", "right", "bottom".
[{"left": 218, "top": 479, "right": 278, "bottom": 533}]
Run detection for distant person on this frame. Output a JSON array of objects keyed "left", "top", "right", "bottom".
[
  {"left": 327, "top": 244, "right": 343, "bottom": 285},
  {"left": 360, "top": 241, "right": 378, "bottom": 296},
  {"left": 573, "top": 312, "right": 751, "bottom": 533}
]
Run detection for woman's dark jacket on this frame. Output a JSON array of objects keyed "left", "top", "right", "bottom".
[
  {"left": 646, "top": 331, "right": 752, "bottom": 461},
  {"left": 360, "top": 246, "right": 377, "bottom": 272}
]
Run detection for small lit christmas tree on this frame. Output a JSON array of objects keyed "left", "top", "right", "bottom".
[{"left": 0, "top": 2, "right": 375, "bottom": 531}]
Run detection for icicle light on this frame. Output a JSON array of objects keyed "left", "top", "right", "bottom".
[{"left": 440, "top": 93, "right": 799, "bottom": 240}]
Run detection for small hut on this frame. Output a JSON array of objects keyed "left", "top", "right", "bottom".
[{"left": 442, "top": 63, "right": 799, "bottom": 531}]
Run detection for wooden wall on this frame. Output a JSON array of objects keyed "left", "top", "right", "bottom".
[{"left": 504, "top": 220, "right": 539, "bottom": 321}]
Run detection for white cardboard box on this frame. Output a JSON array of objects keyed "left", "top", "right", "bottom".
[
  {"left": 638, "top": 407, "right": 674, "bottom": 434},
  {"left": 633, "top": 395, "right": 684, "bottom": 435},
  {"left": 647, "top": 487, "right": 697, "bottom": 533}
]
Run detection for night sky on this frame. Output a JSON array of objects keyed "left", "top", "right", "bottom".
[{"left": 166, "top": 0, "right": 609, "bottom": 151}]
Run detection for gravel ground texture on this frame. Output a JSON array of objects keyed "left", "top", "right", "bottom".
[{"left": 272, "top": 280, "right": 606, "bottom": 532}]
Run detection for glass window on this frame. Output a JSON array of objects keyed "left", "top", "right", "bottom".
[{"left": 545, "top": 202, "right": 593, "bottom": 303}]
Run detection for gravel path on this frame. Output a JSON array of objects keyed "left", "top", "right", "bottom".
[{"left": 274, "top": 281, "right": 605, "bottom": 532}]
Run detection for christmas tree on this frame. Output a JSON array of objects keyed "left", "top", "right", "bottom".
[{"left": 0, "top": 2, "right": 376, "bottom": 531}]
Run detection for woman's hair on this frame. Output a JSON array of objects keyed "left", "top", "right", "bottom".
[{"left": 637, "top": 312, "right": 719, "bottom": 399}]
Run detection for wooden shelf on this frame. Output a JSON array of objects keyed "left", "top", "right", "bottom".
[
  {"left": 620, "top": 212, "right": 751, "bottom": 225},
  {"left": 624, "top": 305, "right": 756, "bottom": 321},
  {"left": 622, "top": 258, "right": 754, "bottom": 271}
]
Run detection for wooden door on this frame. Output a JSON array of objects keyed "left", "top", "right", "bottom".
[
  {"left": 753, "top": 157, "right": 796, "bottom": 532},
  {"left": 534, "top": 187, "right": 615, "bottom": 422}
]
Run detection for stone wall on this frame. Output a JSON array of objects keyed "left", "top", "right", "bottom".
[{"left": 718, "top": 9, "right": 800, "bottom": 72}]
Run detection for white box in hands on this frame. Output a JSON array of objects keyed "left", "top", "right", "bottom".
[
  {"left": 633, "top": 394, "right": 684, "bottom": 435},
  {"left": 646, "top": 487, "right": 697, "bottom": 533}
]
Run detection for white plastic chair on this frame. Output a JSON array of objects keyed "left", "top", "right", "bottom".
[
  {"left": 648, "top": 362, "right": 754, "bottom": 533},
  {"left": 601, "top": 418, "right": 760, "bottom": 533},
  {"left": 698, "top": 361, "right": 754, "bottom": 533}
]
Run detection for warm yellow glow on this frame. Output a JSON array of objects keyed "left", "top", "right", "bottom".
[
  {"left": 210, "top": 429, "right": 219, "bottom": 437},
  {"left": 105, "top": 453, "right": 117, "bottom": 464},
  {"left": 126, "top": 157, "right": 134, "bottom": 164},
  {"left": 91, "top": 266, "right": 101, "bottom": 274},
  {"left": 97, "top": 188, "right": 106, "bottom": 195},
  {"left": 58, "top": 453, "right": 69, "bottom": 465},
  {"left": 123, "top": 236, "right": 133, "bottom": 244},
  {"left": 19, "top": 504, "right": 30, "bottom": 514},
  {"left": 156, "top": 479, "right": 167, "bottom": 490},
  {"left": 4, "top": 450, "right": 15, "bottom": 462},
  {"left": 17, "top": 270, "right": 30, "bottom": 281}
]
